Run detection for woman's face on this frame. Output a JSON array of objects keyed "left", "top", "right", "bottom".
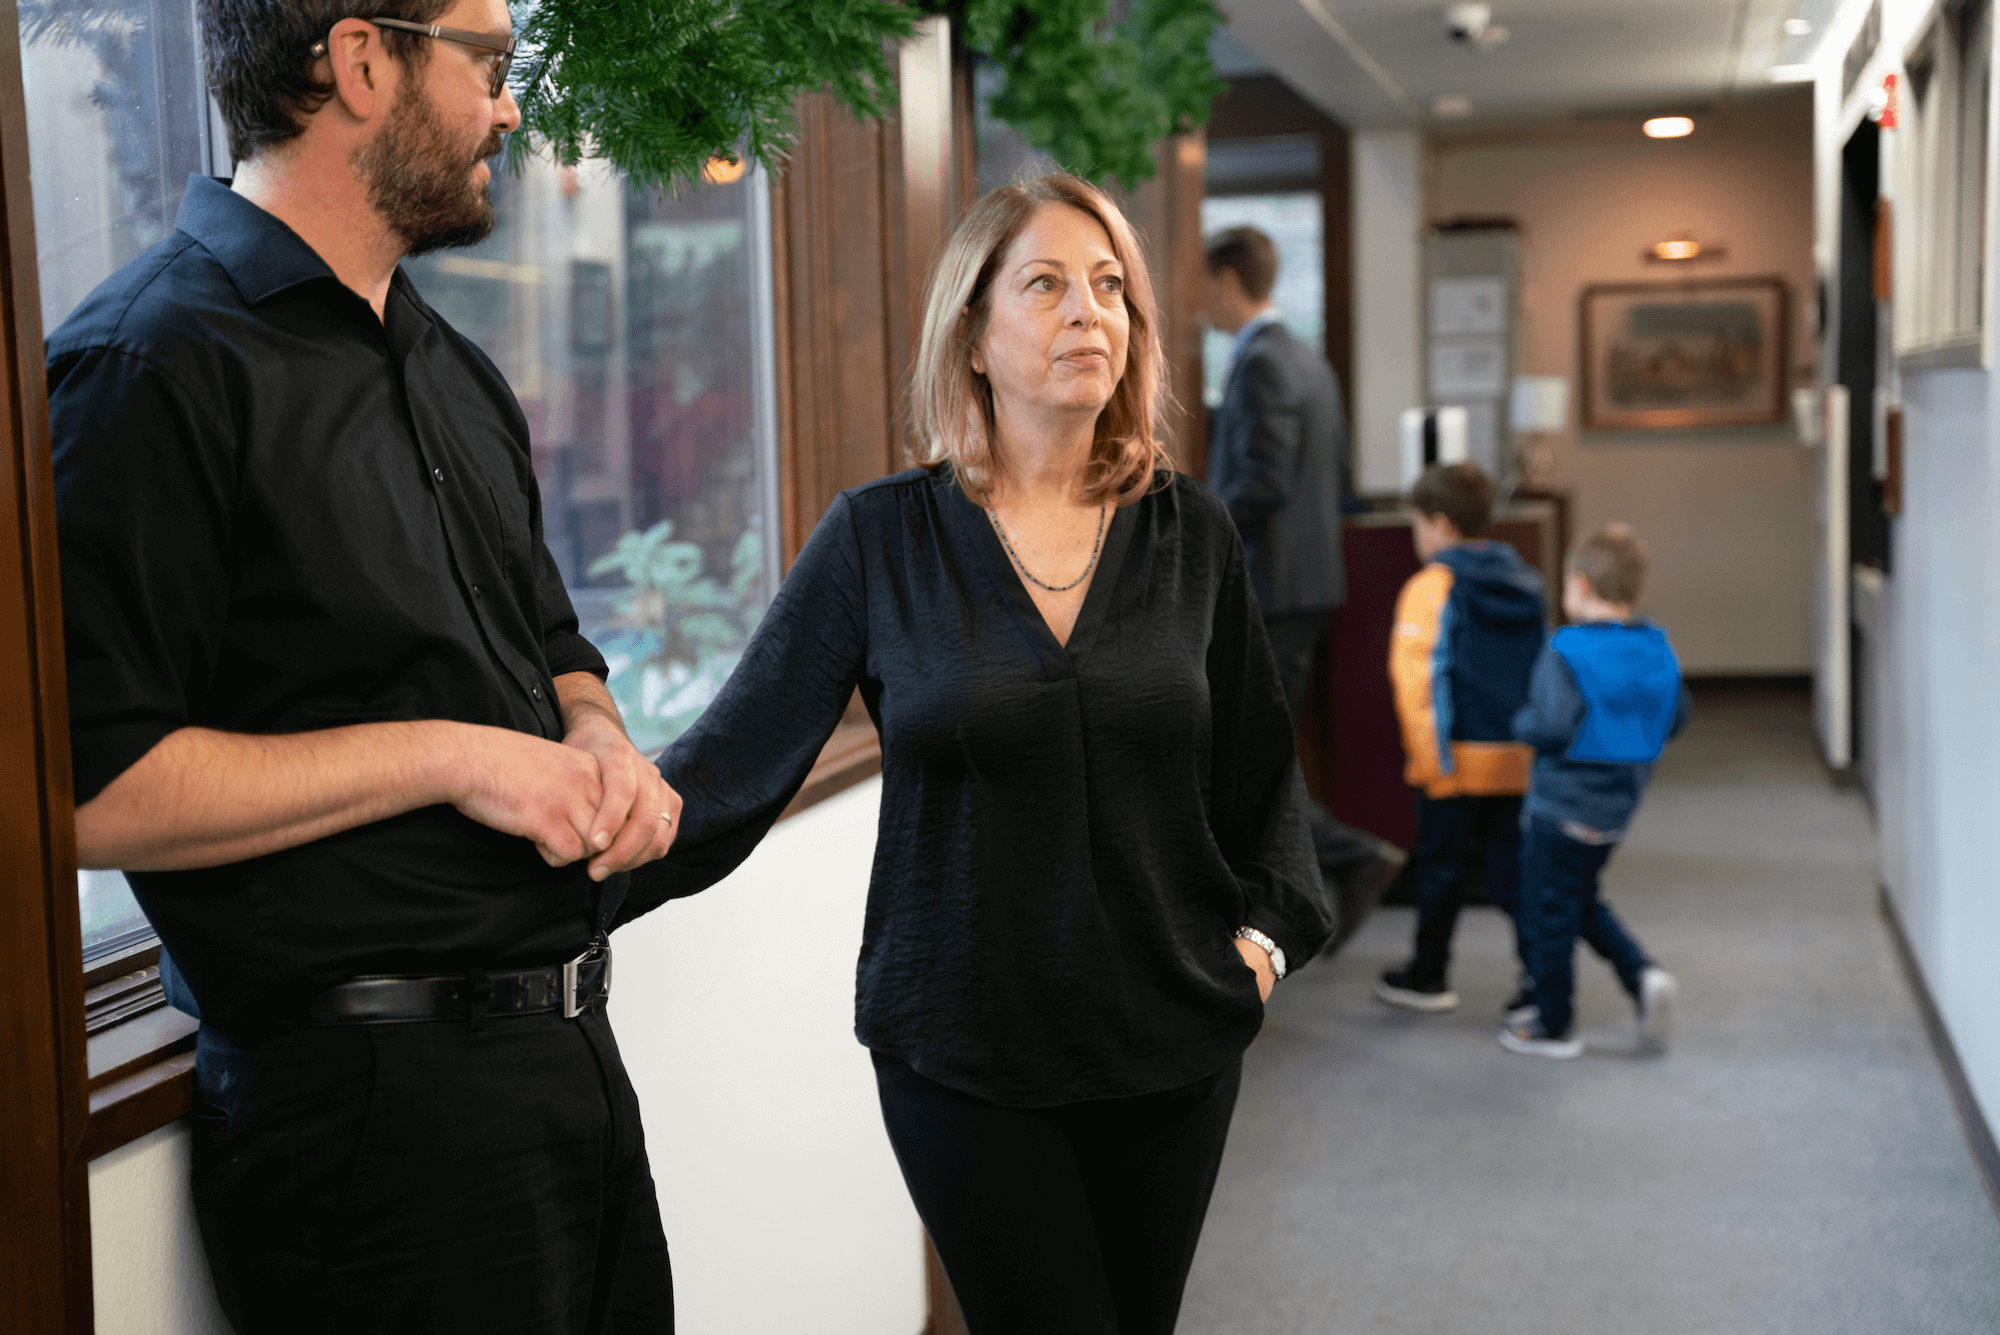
[{"left": 972, "top": 203, "right": 1131, "bottom": 427}]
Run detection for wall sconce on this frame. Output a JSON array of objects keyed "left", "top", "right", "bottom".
[
  {"left": 1642, "top": 116, "right": 1695, "bottom": 138},
  {"left": 702, "top": 155, "right": 747, "bottom": 185},
  {"left": 1644, "top": 232, "right": 1725, "bottom": 262}
]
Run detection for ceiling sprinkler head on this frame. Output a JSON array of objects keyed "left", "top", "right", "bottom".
[
  {"left": 1447, "top": 3, "right": 1490, "bottom": 40},
  {"left": 1447, "top": 4, "right": 1509, "bottom": 49}
]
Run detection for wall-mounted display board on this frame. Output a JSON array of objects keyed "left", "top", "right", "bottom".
[
  {"left": 1423, "top": 224, "right": 1520, "bottom": 475},
  {"left": 1578, "top": 276, "right": 1791, "bottom": 430}
]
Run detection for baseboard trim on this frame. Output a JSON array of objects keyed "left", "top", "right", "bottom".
[
  {"left": 1877, "top": 885, "right": 2000, "bottom": 1220},
  {"left": 1683, "top": 672, "right": 1813, "bottom": 695}
]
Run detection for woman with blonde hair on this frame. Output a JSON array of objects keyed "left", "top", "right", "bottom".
[{"left": 632, "top": 173, "right": 1330, "bottom": 1332}]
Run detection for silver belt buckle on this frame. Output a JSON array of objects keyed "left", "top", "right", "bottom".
[{"left": 561, "top": 941, "right": 612, "bottom": 1019}]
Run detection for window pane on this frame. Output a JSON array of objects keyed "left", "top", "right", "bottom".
[
  {"left": 21, "top": 0, "right": 209, "bottom": 957},
  {"left": 79, "top": 869, "right": 152, "bottom": 961},
  {"left": 404, "top": 161, "right": 781, "bottom": 755},
  {"left": 20, "top": 0, "right": 209, "bottom": 334},
  {"left": 1199, "top": 193, "right": 1324, "bottom": 407}
]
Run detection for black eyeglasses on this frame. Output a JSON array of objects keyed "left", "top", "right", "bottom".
[{"left": 311, "top": 17, "right": 516, "bottom": 99}]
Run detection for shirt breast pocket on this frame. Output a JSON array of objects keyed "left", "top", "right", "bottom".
[{"left": 487, "top": 484, "right": 532, "bottom": 583}]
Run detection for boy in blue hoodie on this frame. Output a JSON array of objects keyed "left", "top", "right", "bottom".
[
  {"left": 1503, "top": 524, "right": 1688, "bottom": 1059},
  {"left": 1378, "top": 464, "right": 1546, "bottom": 1013}
]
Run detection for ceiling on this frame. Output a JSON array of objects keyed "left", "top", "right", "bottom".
[{"left": 1214, "top": 0, "right": 1848, "bottom": 129}]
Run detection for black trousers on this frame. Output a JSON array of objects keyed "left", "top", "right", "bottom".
[
  {"left": 873, "top": 1051, "right": 1241, "bottom": 1335},
  {"left": 1409, "top": 792, "right": 1523, "bottom": 984},
  {"left": 191, "top": 1006, "right": 674, "bottom": 1334},
  {"left": 1262, "top": 608, "right": 1381, "bottom": 879}
]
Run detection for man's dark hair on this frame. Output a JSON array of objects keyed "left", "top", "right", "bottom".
[
  {"left": 200, "top": 0, "right": 454, "bottom": 164},
  {"left": 1203, "top": 226, "right": 1278, "bottom": 302},
  {"left": 1409, "top": 462, "right": 1494, "bottom": 538},
  {"left": 1569, "top": 523, "right": 1648, "bottom": 605}
]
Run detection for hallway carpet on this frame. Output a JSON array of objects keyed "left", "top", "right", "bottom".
[{"left": 1182, "top": 692, "right": 2000, "bottom": 1334}]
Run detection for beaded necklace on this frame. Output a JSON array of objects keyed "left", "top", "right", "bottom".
[{"left": 986, "top": 502, "right": 1107, "bottom": 593}]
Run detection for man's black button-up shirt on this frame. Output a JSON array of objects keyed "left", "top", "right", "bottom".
[{"left": 50, "top": 176, "right": 620, "bottom": 1032}]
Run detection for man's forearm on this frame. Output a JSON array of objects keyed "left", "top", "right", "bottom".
[
  {"left": 75, "top": 720, "right": 471, "bottom": 871},
  {"left": 555, "top": 670, "right": 626, "bottom": 741}
]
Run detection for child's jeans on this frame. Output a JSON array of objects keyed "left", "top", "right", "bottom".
[
  {"left": 1408, "top": 793, "right": 1523, "bottom": 984},
  {"left": 1519, "top": 815, "right": 1653, "bottom": 1037}
]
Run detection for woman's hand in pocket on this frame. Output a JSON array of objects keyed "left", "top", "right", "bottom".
[{"left": 1233, "top": 935, "right": 1276, "bottom": 1002}]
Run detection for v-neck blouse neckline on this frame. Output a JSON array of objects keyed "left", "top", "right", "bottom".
[{"left": 938, "top": 468, "right": 1138, "bottom": 674}]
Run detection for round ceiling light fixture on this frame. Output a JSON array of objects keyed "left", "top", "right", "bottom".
[
  {"left": 702, "top": 155, "right": 747, "bottom": 185},
  {"left": 1643, "top": 116, "right": 1695, "bottom": 138}
]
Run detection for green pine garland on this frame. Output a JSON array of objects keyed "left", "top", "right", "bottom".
[
  {"left": 505, "top": 0, "right": 1222, "bottom": 191},
  {"left": 507, "top": 0, "right": 915, "bottom": 191},
  {"left": 949, "top": 0, "right": 1226, "bottom": 183}
]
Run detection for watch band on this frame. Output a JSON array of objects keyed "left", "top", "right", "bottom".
[{"left": 1234, "top": 926, "right": 1287, "bottom": 981}]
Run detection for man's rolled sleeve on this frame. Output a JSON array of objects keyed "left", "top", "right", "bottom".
[
  {"left": 52, "top": 346, "right": 235, "bottom": 804},
  {"left": 525, "top": 470, "right": 608, "bottom": 681}
]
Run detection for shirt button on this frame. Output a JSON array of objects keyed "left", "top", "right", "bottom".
[
  {"left": 472, "top": 584, "right": 482, "bottom": 598},
  {"left": 531, "top": 686, "right": 542, "bottom": 699},
  {"left": 432, "top": 467, "right": 444, "bottom": 483}
]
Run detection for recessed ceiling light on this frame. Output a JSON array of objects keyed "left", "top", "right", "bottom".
[
  {"left": 1432, "top": 93, "right": 1474, "bottom": 118},
  {"left": 1783, "top": 17, "right": 1814, "bottom": 36},
  {"left": 1767, "top": 63, "right": 1817, "bottom": 83},
  {"left": 1643, "top": 116, "right": 1695, "bottom": 138}
]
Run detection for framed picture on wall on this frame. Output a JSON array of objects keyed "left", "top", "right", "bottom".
[{"left": 1579, "top": 276, "right": 1789, "bottom": 429}]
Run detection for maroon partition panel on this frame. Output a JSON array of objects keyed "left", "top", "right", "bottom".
[{"left": 1324, "top": 520, "right": 1423, "bottom": 850}]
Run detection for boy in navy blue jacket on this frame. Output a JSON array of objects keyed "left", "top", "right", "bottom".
[{"left": 1503, "top": 524, "right": 1689, "bottom": 1059}]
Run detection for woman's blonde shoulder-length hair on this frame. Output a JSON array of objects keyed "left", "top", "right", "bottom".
[{"left": 908, "top": 172, "right": 1174, "bottom": 507}]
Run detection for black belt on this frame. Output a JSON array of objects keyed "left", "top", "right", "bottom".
[{"left": 303, "top": 942, "right": 612, "bottom": 1025}]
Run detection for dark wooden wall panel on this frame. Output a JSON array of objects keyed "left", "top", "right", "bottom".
[
  {"left": 775, "top": 75, "right": 969, "bottom": 566},
  {"left": 0, "top": 0, "right": 93, "bottom": 1324},
  {"left": 1119, "top": 132, "right": 1209, "bottom": 478},
  {"left": 774, "top": 96, "right": 900, "bottom": 565}
]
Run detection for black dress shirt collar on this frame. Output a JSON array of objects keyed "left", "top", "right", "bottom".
[{"left": 176, "top": 175, "right": 438, "bottom": 356}]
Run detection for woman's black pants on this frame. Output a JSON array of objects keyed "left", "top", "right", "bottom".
[{"left": 872, "top": 1050, "right": 1242, "bottom": 1335}]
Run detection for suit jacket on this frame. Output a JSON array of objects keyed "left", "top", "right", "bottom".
[{"left": 1206, "top": 321, "right": 1350, "bottom": 616}]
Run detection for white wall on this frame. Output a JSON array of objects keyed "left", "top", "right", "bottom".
[
  {"left": 1877, "top": 367, "right": 2000, "bottom": 1135},
  {"left": 1427, "top": 101, "right": 1818, "bottom": 674},
  {"left": 614, "top": 777, "right": 925, "bottom": 1334},
  {"left": 1350, "top": 129, "right": 1423, "bottom": 493},
  {"left": 87, "top": 777, "right": 922, "bottom": 1335},
  {"left": 1819, "top": 0, "right": 2000, "bottom": 1141},
  {"left": 90, "top": 1124, "right": 231, "bottom": 1334}
]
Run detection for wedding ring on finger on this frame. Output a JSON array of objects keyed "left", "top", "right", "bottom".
[{"left": 658, "top": 811, "right": 674, "bottom": 825}]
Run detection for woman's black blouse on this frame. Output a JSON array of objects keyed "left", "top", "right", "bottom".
[{"left": 627, "top": 467, "right": 1331, "bottom": 1106}]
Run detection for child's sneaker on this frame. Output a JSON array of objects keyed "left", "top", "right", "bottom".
[
  {"left": 1375, "top": 967, "right": 1459, "bottom": 1013},
  {"left": 1498, "top": 1018, "right": 1583, "bottom": 1059},
  {"left": 1501, "top": 985, "right": 1538, "bottom": 1026},
  {"left": 1637, "top": 966, "right": 1676, "bottom": 1051}
]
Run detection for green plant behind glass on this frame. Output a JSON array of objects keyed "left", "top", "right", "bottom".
[{"left": 586, "top": 523, "right": 763, "bottom": 755}]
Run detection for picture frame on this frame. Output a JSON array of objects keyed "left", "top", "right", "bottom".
[{"left": 1578, "top": 276, "right": 1789, "bottom": 430}]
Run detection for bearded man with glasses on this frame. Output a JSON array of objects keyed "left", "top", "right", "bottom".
[{"left": 48, "top": 1, "right": 679, "bottom": 1329}]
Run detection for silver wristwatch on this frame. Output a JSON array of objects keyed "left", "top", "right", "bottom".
[{"left": 1233, "top": 926, "right": 1287, "bottom": 981}]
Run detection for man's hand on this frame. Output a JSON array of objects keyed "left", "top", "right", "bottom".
[
  {"left": 1234, "top": 935, "right": 1277, "bottom": 1002},
  {"left": 555, "top": 672, "right": 683, "bottom": 881},
  {"left": 445, "top": 725, "right": 606, "bottom": 867}
]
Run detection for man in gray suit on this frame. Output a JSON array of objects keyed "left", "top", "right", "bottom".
[{"left": 1204, "top": 225, "right": 1400, "bottom": 952}]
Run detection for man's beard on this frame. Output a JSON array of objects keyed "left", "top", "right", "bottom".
[{"left": 352, "top": 79, "right": 505, "bottom": 257}]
